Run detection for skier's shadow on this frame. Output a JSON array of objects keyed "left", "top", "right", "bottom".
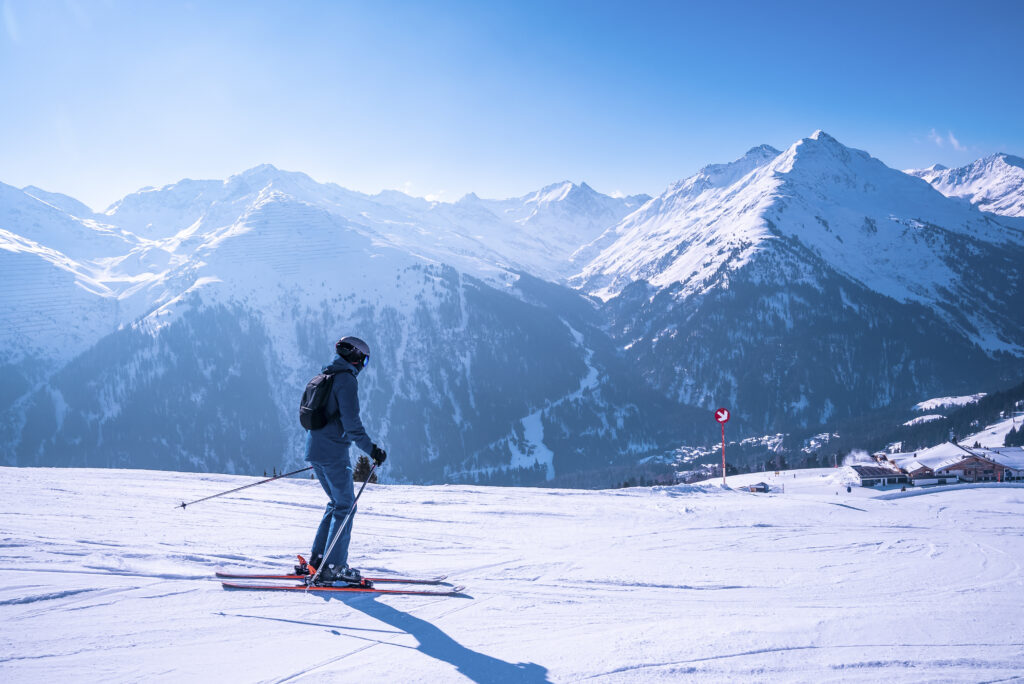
[{"left": 331, "top": 594, "right": 552, "bottom": 683}]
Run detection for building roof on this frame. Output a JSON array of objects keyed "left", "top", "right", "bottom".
[
  {"left": 976, "top": 447, "right": 1024, "bottom": 470},
  {"left": 890, "top": 442, "right": 967, "bottom": 472},
  {"left": 889, "top": 443, "right": 1024, "bottom": 474},
  {"left": 850, "top": 465, "right": 903, "bottom": 479}
]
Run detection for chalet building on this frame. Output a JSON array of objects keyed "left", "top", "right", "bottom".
[
  {"left": 898, "top": 461, "right": 959, "bottom": 486},
  {"left": 974, "top": 447, "right": 1024, "bottom": 482},
  {"left": 850, "top": 465, "right": 909, "bottom": 488},
  {"left": 886, "top": 443, "right": 1024, "bottom": 485},
  {"left": 933, "top": 454, "right": 1006, "bottom": 483},
  {"left": 747, "top": 482, "right": 770, "bottom": 493}
]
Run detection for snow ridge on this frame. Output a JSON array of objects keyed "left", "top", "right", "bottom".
[{"left": 907, "top": 153, "right": 1024, "bottom": 217}]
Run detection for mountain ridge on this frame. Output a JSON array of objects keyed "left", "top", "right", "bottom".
[
  {"left": 2, "top": 133, "right": 1023, "bottom": 484},
  {"left": 906, "top": 153, "right": 1024, "bottom": 217}
]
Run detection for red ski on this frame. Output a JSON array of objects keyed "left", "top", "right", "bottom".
[
  {"left": 216, "top": 557, "right": 448, "bottom": 585},
  {"left": 215, "top": 571, "right": 448, "bottom": 585},
  {"left": 221, "top": 581, "right": 465, "bottom": 596}
]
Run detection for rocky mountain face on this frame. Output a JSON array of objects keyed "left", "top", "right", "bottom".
[{"left": 2, "top": 133, "right": 1023, "bottom": 484}]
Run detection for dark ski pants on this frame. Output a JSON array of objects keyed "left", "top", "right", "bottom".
[{"left": 309, "top": 455, "right": 356, "bottom": 569}]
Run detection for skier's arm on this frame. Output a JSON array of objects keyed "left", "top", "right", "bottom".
[{"left": 335, "top": 372, "right": 375, "bottom": 455}]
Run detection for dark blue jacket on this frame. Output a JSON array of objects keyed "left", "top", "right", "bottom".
[{"left": 304, "top": 356, "right": 374, "bottom": 463}]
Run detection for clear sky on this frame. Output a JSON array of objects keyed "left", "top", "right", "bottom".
[{"left": 2, "top": 0, "right": 1022, "bottom": 211}]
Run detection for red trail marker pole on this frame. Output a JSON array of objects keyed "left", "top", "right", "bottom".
[{"left": 715, "top": 407, "right": 730, "bottom": 486}]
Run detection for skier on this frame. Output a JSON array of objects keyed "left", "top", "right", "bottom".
[{"left": 301, "top": 336, "right": 387, "bottom": 585}]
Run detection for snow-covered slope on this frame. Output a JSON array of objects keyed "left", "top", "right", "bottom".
[
  {"left": 2, "top": 466, "right": 1022, "bottom": 682},
  {"left": 577, "top": 131, "right": 1022, "bottom": 310},
  {"left": 572, "top": 144, "right": 781, "bottom": 294},
  {"left": 573, "top": 132, "right": 1024, "bottom": 432},
  {"left": 102, "top": 167, "right": 642, "bottom": 282},
  {"left": 0, "top": 182, "right": 136, "bottom": 260},
  {"left": 907, "top": 153, "right": 1024, "bottom": 217},
  {"left": 4, "top": 137, "right": 1024, "bottom": 481},
  {"left": 0, "top": 231, "right": 119, "bottom": 367},
  {"left": 913, "top": 393, "right": 987, "bottom": 412},
  {"left": 21, "top": 185, "right": 97, "bottom": 218},
  {"left": 463, "top": 181, "right": 649, "bottom": 278},
  {"left": 1, "top": 170, "right": 679, "bottom": 482}
]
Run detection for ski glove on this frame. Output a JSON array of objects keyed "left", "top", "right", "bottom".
[{"left": 370, "top": 444, "right": 387, "bottom": 466}]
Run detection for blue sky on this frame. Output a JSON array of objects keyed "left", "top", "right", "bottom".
[{"left": 2, "top": 0, "right": 1022, "bottom": 210}]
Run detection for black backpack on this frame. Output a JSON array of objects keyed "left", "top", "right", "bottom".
[{"left": 299, "top": 371, "right": 338, "bottom": 431}]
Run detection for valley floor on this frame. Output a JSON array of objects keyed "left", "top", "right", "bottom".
[{"left": 1, "top": 467, "right": 1022, "bottom": 683}]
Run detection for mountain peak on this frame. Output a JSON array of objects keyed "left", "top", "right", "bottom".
[
  {"left": 535, "top": 180, "right": 575, "bottom": 198},
  {"left": 808, "top": 129, "right": 839, "bottom": 144},
  {"left": 910, "top": 151, "right": 1024, "bottom": 217},
  {"left": 991, "top": 152, "right": 1024, "bottom": 170},
  {"left": 668, "top": 145, "right": 780, "bottom": 197},
  {"left": 237, "top": 163, "right": 282, "bottom": 177},
  {"left": 745, "top": 144, "right": 781, "bottom": 158},
  {"left": 21, "top": 185, "right": 96, "bottom": 217},
  {"left": 776, "top": 130, "right": 875, "bottom": 176}
]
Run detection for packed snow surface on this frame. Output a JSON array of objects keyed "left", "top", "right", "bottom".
[{"left": 2, "top": 467, "right": 1023, "bottom": 682}]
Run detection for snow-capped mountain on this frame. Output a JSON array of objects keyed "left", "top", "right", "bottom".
[
  {"left": 0, "top": 170, "right": 681, "bottom": 483},
  {"left": 0, "top": 182, "right": 136, "bottom": 261},
  {"left": 575, "top": 131, "right": 1024, "bottom": 431},
  {"left": 3, "top": 133, "right": 1024, "bottom": 482},
  {"left": 462, "top": 181, "right": 649, "bottom": 278},
  {"left": 907, "top": 153, "right": 1024, "bottom": 217},
  {"left": 102, "top": 167, "right": 644, "bottom": 281}
]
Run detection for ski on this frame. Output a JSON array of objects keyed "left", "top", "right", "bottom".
[
  {"left": 215, "top": 570, "right": 448, "bottom": 585},
  {"left": 221, "top": 581, "right": 465, "bottom": 596},
  {"left": 216, "top": 555, "right": 448, "bottom": 585}
]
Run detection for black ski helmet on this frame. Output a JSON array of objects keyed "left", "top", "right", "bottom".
[{"left": 336, "top": 336, "right": 370, "bottom": 368}]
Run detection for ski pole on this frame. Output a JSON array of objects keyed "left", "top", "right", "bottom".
[
  {"left": 309, "top": 463, "right": 377, "bottom": 585},
  {"left": 176, "top": 466, "right": 313, "bottom": 509}
]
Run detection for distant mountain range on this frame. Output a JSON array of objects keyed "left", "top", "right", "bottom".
[
  {"left": 2, "top": 132, "right": 1023, "bottom": 485},
  {"left": 907, "top": 153, "right": 1024, "bottom": 217}
]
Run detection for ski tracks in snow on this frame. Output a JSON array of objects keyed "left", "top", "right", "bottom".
[{"left": 2, "top": 467, "right": 1024, "bottom": 682}]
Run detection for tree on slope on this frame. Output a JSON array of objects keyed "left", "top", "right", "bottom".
[{"left": 353, "top": 454, "right": 378, "bottom": 483}]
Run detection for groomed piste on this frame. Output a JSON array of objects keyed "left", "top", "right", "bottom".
[{"left": 2, "top": 466, "right": 1023, "bottom": 682}]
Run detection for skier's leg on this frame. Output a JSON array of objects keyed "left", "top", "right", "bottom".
[
  {"left": 309, "top": 462, "right": 337, "bottom": 563},
  {"left": 318, "top": 456, "right": 356, "bottom": 569}
]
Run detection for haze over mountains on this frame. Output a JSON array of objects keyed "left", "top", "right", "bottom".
[{"left": 2, "top": 132, "right": 1023, "bottom": 485}]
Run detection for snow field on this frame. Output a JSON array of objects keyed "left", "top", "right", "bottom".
[{"left": 2, "top": 467, "right": 1023, "bottom": 682}]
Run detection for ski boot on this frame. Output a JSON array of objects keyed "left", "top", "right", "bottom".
[{"left": 308, "top": 564, "right": 373, "bottom": 588}]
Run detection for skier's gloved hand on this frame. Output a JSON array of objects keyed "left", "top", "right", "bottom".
[{"left": 370, "top": 444, "right": 387, "bottom": 466}]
